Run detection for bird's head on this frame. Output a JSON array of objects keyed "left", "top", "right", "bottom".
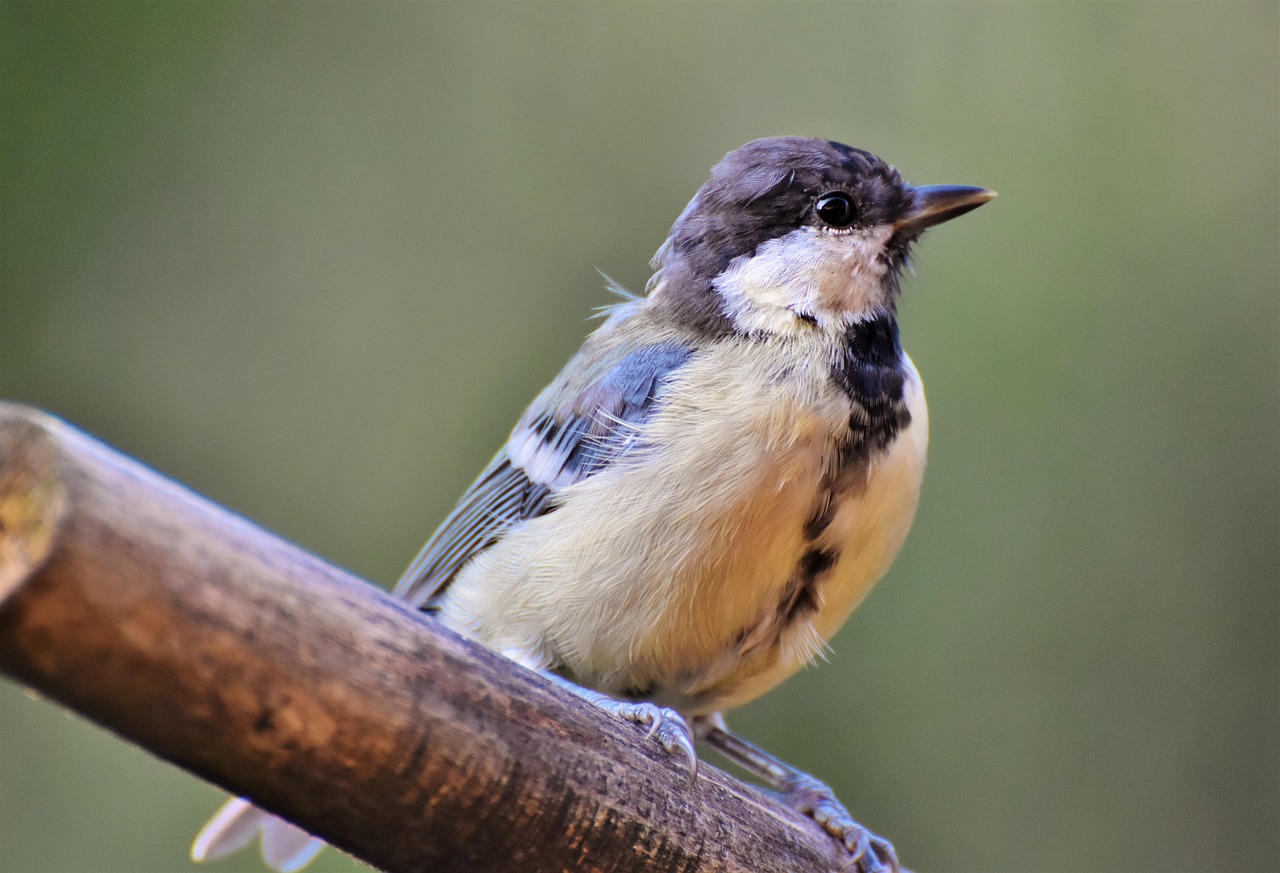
[{"left": 649, "top": 137, "right": 994, "bottom": 336}]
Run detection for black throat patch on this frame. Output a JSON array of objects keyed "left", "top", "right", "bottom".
[{"left": 831, "top": 313, "right": 911, "bottom": 460}]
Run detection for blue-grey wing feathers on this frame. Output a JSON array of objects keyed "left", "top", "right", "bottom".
[
  {"left": 392, "top": 451, "right": 547, "bottom": 608},
  {"left": 393, "top": 341, "right": 693, "bottom": 608}
]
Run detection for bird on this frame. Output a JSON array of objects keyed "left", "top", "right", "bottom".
[{"left": 191, "top": 136, "right": 994, "bottom": 873}]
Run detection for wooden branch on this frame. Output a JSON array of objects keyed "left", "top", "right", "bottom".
[{"left": 0, "top": 402, "right": 851, "bottom": 873}]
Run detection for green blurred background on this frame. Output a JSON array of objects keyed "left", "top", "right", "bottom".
[{"left": 1, "top": 2, "right": 1276, "bottom": 872}]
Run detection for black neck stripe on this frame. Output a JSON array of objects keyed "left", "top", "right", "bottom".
[{"left": 831, "top": 314, "right": 911, "bottom": 458}]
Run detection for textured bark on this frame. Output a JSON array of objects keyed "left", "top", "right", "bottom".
[{"left": 0, "top": 402, "right": 850, "bottom": 873}]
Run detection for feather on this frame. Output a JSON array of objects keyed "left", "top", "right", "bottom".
[{"left": 392, "top": 341, "right": 693, "bottom": 608}]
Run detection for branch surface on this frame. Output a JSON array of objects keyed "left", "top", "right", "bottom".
[{"left": 0, "top": 402, "right": 850, "bottom": 873}]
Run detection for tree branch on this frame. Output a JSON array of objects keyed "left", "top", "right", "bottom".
[{"left": 0, "top": 402, "right": 851, "bottom": 873}]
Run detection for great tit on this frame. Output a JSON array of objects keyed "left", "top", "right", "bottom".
[{"left": 193, "top": 136, "right": 994, "bottom": 873}]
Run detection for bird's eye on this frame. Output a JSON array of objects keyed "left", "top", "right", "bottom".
[{"left": 815, "top": 193, "right": 856, "bottom": 228}]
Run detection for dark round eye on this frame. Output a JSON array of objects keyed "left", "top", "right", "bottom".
[{"left": 815, "top": 193, "right": 856, "bottom": 228}]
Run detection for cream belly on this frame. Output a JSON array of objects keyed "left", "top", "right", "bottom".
[{"left": 438, "top": 342, "right": 928, "bottom": 717}]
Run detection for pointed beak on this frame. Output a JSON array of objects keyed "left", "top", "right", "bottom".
[{"left": 894, "top": 185, "right": 997, "bottom": 236}]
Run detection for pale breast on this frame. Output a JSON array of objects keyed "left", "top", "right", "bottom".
[{"left": 438, "top": 339, "right": 927, "bottom": 717}]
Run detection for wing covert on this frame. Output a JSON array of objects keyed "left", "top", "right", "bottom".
[{"left": 392, "top": 340, "right": 693, "bottom": 608}]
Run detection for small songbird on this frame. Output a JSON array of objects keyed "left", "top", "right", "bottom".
[{"left": 192, "top": 137, "right": 994, "bottom": 873}]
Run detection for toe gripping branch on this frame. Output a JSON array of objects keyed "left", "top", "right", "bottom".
[
  {"left": 694, "top": 716, "right": 900, "bottom": 873},
  {"left": 539, "top": 672, "right": 699, "bottom": 782}
]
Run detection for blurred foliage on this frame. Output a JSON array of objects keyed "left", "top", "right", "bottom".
[{"left": 1, "top": 2, "right": 1276, "bottom": 872}]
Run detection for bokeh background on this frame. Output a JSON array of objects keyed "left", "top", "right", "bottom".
[{"left": 2, "top": 2, "right": 1276, "bottom": 872}]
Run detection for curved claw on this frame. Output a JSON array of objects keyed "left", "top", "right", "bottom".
[
  {"left": 535, "top": 672, "right": 700, "bottom": 783},
  {"left": 783, "top": 773, "right": 899, "bottom": 873},
  {"left": 618, "top": 702, "right": 699, "bottom": 784}
]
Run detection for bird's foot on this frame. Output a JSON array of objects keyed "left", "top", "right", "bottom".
[
  {"left": 609, "top": 700, "right": 698, "bottom": 782},
  {"left": 781, "top": 772, "right": 898, "bottom": 873},
  {"left": 538, "top": 672, "right": 698, "bottom": 782}
]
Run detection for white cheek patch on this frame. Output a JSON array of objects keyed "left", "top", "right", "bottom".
[{"left": 713, "top": 226, "right": 894, "bottom": 334}]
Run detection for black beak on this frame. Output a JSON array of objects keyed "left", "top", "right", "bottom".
[{"left": 894, "top": 185, "right": 996, "bottom": 236}]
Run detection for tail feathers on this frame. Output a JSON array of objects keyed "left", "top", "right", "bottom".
[
  {"left": 261, "top": 818, "right": 325, "bottom": 872},
  {"left": 192, "top": 797, "right": 325, "bottom": 872}
]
